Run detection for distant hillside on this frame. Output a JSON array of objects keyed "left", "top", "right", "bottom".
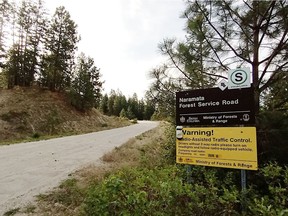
[{"left": 0, "top": 86, "right": 130, "bottom": 143}]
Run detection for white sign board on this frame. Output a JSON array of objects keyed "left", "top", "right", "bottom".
[
  {"left": 218, "top": 79, "right": 228, "bottom": 91},
  {"left": 228, "top": 68, "right": 251, "bottom": 89}
]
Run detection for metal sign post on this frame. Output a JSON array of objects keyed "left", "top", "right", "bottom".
[
  {"left": 175, "top": 74, "right": 257, "bottom": 213},
  {"left": 241, "top": 169, "right": 247, "bottom": 212}
]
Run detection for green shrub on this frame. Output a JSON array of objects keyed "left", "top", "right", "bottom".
[
  {"left": 101, "top": 123, "right": 108, "bottom": 127},
  {"left": 82, "top": 166, "right": 190, "bottom": 215},
  {"left": 32, "top": 132, "right": 40, "bottom": 139},
  {"left": 0, "top": 111, "right": 29, "bottom": 125},
  {"left": 3, "top": 208, "right": 20, "bottom": 216},
  {"left": 247, "top": 162, "right": 288, "bottom": 215},
  {"left": 43, "top": 109, "right": 62, "bottom": 134},
  {"left": 157, "top": 122, "right": 288, "bottom": 215},
  {"left": 81, "top": 166, "right": 241, "bottom": 216},
  {"left": 257, "top": 111, "right": 288, "bottom": 165}
]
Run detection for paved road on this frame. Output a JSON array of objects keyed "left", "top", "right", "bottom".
[{"left": 0, "top": 121, "right": 158, "bottom": 214}]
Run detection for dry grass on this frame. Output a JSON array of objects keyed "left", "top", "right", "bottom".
[
  {"left": 0, "top": 86, "right": 130, "bottom": 145},
  {"left": 101, "top": 138, "right": 140, "bottom": 163},
  {"left": 17, "top": 122, "right": 168, "bottom": 216},
  {"left": 76, "top": 123, "right": 167, "bottom": 187}
]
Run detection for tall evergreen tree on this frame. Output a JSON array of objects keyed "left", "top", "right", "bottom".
[
  {"left": 128, "top": 93, "right": 139, "bottom": 118},
  {"left": 5, "top": 0, "right": 47, "bottom": 88},
  {"left": 69, "top": 53, "right": 102, "bottom": 111},
  {"left": 107, "top": 90, "right": 116, "bottom": 115},
  {"left": 113, "top": 92, "right": 127, "bottom": 117},
  {"left": 26, "top": 0, "right": 48, "bottom": 83},
  {"left": 149, "top": 2, "right": 218, "bottom": 120},
  {"left": 186, "top": 0, "right": 288, "bottom": 117},
  {"left": 143, "top": 99, "right": 155, "bottom": 120},
  {"left": 158, "top": 11, "right": 219, "bottom": 89},
  {"left": 99, "top": 91, "right": 154, "bottom": 120},
  {"left": 137, "top": 99, "right": 145, "bottom": 120},
  {"left": 5, "top": 44, "right": 20, "bottom": 88},
  {"left": 149, "top": 0, "right": 288, "bottom": 120},
  {"left": 41, "top": 6, "right": 79, "bottom": 91},
  {"left": 100, "top": 93, "right": 109, "bottom": 114},
  {"left": 0, "top": 0, "right": 11, "bottom": 68}
]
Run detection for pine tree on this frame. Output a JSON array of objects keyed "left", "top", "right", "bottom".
[
  {"left": 41, "top": 6, "right": 79, "bottom": 91},
  {"left": 187, "top": 0, "right": 288, "bottom": 116},
  {"left": 0, "top": 0, "right": 11, "bottom": 68},
  {"left": 70, "top": 53, "right": 102, "bottom": 111},
  {"left": 100, "top": 94, "right": 109, "bottom": 114},
  {"left": 26, "top": 0, "right": 48, "bottom": 84},
  {"left": 146, "top": 65, "right": 180, "bottom": 120},
  {"left": 137, "top": 99, "right": 145, "bottom": 120},
  {"left": 107, "top": 90, "right": 116, "bottom": 115},
  {"left": 119, "top": 108, "right": 127, "bottom": 118},
  {"left": 128, "top": 93, "right": 139, "bottom": 118},
  {"left": 143, "top": 100, "right": 155, "bottom": 120},
  {"left": 149, "top": 0, "right": 288, "bottom": 120},
  {"left": 5, "top": 0, "right": 47, "bottom": 88}
]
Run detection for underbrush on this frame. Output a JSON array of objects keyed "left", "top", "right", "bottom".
[
  {"left": 28, "top": 122, "right": 288, "bottom": 215},
  {"left": 82, "top": 166, "right": 193, "bottom": 216},
  {"left": 80, "top": 123, "right": 288, "bottom": 216},
  {"left": 81, "top": 164, "right": 288, "bottom": 216}
]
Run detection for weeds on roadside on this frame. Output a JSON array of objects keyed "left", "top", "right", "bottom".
[
  {"left": 32, "top": 122, "right": 288, "bottom": 215},
  {"left": 3, "top": 208, "right": 20, "bottom": 216}
]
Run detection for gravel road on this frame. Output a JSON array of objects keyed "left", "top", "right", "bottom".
[{"left": 0, "top": 121, "right": 159, "bottom": 214}]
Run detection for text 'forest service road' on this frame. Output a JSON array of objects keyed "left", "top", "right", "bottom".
[{"left": 0, "top": 121, "right": 159, "bottom": 214}]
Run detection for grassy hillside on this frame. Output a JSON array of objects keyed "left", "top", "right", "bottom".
[{"left": 0, "top": 86, "right": 130, "bottom": 144}]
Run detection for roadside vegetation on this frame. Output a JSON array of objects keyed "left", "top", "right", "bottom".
[{"left": 9, "top": 122, "right": 287, "bottom": 216}]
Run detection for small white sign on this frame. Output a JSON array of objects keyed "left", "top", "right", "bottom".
[
  {"left": 228, "top": 68, "right": 251, "bottom": 89},
  {"left": 218, "top": 79, "right": 228, "bottom": 91}
]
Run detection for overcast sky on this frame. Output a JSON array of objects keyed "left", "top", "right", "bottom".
[{"left": 43, "top": 0, "right": 186, "bottom": 98}]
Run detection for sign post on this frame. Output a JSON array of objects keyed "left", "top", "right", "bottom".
[
  {"left": 241, "top": 169, "right": 247, "bottom": 212},
  {"left": 176, "top": 71, "right": 256, "bottom": 213}
]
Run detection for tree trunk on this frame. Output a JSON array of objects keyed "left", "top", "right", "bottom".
[{"left": 252, "top": 1, "right": 260, "bottom": 124}]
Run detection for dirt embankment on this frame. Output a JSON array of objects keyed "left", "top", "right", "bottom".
[{"left": 0, "top": 86, "right": 130, "bottom": 143}]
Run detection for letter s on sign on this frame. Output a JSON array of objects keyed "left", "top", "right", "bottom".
[
  {"left": 231, "top": 69, "right": 247, "bottom": 85},
  {"left": 235, "top": 72, "right": 243, "bottom": 82}
]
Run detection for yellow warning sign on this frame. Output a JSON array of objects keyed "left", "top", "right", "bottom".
[{"left": 176, "top": 127, "right": 258, "bottom": 170}]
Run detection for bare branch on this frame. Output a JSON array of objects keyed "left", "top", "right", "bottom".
[
  {"left": 184, "top": 11, "right": 229, "bottom": 72},
  {"left": 260, "top": 61, "right": 288, "bottom": 92},
  {"left": 259, "top": 30, "right": 288, "bottom": 84},
  {"left": 222, "top": 1, "right": 253, "bottom": 44},
  {"left": 195, "top": 0, "right": 252, "bottom": 64}
]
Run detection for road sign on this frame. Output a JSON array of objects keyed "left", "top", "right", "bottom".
[
  {"left": 228, "top": 68, "right": 251, "bottom": 89},
  {"left": 218, "top": 79, "right": 228, "bottom": 91},
  {"left": 176, "top": 87, "right": 255, "bottom": 126},
  {"left": 176, "top": 127, "right": 258, "bottom": 170}
]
